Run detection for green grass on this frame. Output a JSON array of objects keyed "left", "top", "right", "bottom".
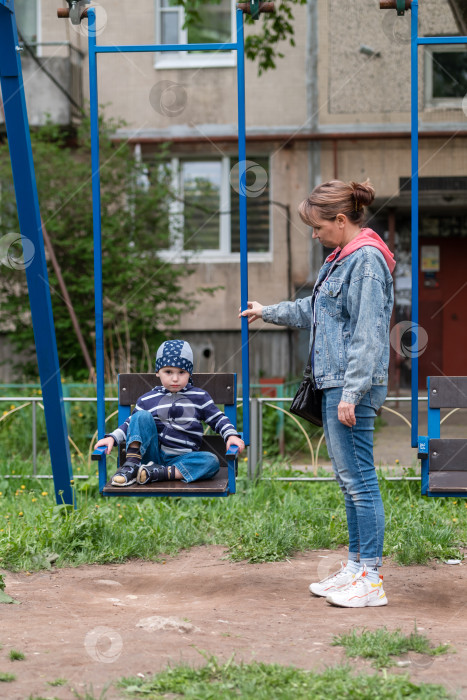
[
  {"left": 118, "top": 655, "right": 452, "bottom": 699},
  {"left": 332, "top": 625, "right": 451, "bottom": 668},
  {"left": 0, "top": 454, "right": 465, "bottom": 571},
  {"left": 9, "top": 649, "right": 25, "bottom": 661},
  {"left": 48, "top": 677, "right": 68, "bottom": 686},
  {"left": 0, "top": 671, "right": 16, "bottom": 682}
]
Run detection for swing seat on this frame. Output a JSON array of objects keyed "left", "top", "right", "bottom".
[
  {"left": 92, "top": 372, "right": 239, "bottom": 497},
  {"left": 419, "top": 376, "right": 467, "bottom": 497}
]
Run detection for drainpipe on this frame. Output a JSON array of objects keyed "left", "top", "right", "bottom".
[{"left": 306, "top": 0, "right": 321, "bottom": 285}]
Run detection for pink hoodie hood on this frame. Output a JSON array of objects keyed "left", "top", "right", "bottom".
[{"left": 325, "top": 227, "right": 396, "bottom": 274}]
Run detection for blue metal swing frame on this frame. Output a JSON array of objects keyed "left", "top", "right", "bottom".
[
  {"left": 87, "top": 8, "right": 252, "bottom": 495},
  {"left": 407, "top": 1, "right": 467, "bottom": 496},
  {"left": 0, "top": 0, "right": 74, "bottom": 505}
]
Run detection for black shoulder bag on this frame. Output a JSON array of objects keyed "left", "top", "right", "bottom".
[
  {"left": 289, "top": 254, "right": 342, "bottom": 427},
  {"left": 290, "top": 334, "right": 323, "bottom": 427}
]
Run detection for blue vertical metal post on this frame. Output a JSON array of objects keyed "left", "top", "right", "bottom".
[
  {"left": 0, "top": 3, "right": 73, "bottom": 505},
  {"left": 410, "top": 0, "right": 419, "bottom": 447},
  {"left": 236, "top": 8, "right": 250, "bottom": 446},
  {"left": 88, "top": 9, "right": 106, "bottom": 446}
]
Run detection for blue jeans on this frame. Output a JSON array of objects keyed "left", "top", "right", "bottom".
[
  {"left": 126, "top": 410, "right": 220, "bottom": 483},
  {"left": 322, "top": 386, "right": 387, "bottom": 567}
]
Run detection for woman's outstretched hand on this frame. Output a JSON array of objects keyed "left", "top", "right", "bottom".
[{"left": 239, "top": 301, "right": 264, "bottom": 324}]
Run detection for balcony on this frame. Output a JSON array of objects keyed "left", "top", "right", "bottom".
[{"left": 0, "top": 42, "right": 84, "bottom": 127}]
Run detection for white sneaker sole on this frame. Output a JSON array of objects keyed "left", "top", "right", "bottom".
[{"left": 327, "top": 592, "right": 388, "bottom": 608}]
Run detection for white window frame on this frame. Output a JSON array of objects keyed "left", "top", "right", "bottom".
[
  {"left": 154, "top": 0, "right": 236, "bottom": 70},
  {"left": 15, "top": 0, "right": 42, "bottom": 56},
  {"left": 158, "top": 156, "right": 272, "bottom": 264},
  {"left": 424, "top": 44, "right": 467, "bottom": 110}
]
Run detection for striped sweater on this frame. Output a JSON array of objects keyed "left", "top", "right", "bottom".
[{"left": 109, "top": 384, "right": 239, "bottom": 456}]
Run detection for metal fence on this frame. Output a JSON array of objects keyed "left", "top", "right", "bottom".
[{"left": 0, "top": 389, "right": 428, "bottom": 481}]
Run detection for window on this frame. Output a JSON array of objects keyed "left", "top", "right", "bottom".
[
  {"left": 155, "top": 0, "right": 235, "bottom": 69},
  {"left": 158, "top": 156, "right": 271, "bottom": 261},
  {"left": 425, "top": 46, "right": 467, "bottom": 108},
  {"left": 15, "top": 0, "right": 40, "bottom": 48}
]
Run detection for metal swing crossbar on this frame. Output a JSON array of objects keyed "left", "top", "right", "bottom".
[
  {"left": 381, "top": 1, "right": 467, "bottom": 498},
  {"left": 75, "top": 3, "right": 274, "bottom": 497}
]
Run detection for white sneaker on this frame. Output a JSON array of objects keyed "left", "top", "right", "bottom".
[
  {"left": 326, "top": 567, "right": 388, "bottom": 608},
  {"left": 309, "top": 563, "right": 357, "bottom": 597}
]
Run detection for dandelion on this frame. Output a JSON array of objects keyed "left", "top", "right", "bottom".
[
  {"left": 78, "top": 412, "right": 84, "bottom": 418},
  {"left": 18, "top": 512, "right": 23, "bottom": 517},
  {"left": 140, "top": 517, "right": 144, "bottom": 522},
  {"left": 118, "top": 514, "right": 122, "bottom": 519},
  {"left": 12, "top": 470, "right": 15, "bottom": 474},
  {"left": 263, "top": 450, "right": 268, "bottom": 455},
  {"left": 4, "top": 515, "right": 9, "bottom": 519},
  {"left": 395, "top": 459, "right": 400, "bottom": 464},
  {"left": 453, "top": 518, "right": 458, "bottom": 523},
  {"left": 77, "top": 467, "right": 81, "bottom": 472},
  {"left": 453, "top": 501, "right": 457, "bottom": 505},
  {"left": 243, "top": 457, "right": 248, "bottom": 462},
  {"left": 31, "top": 498, "right": 37, "bottom": 503},
  {"left": 70, "top": 480, "right": 74, "bottom": 485},
  {"left": 10, "top": 404, "right": 15, "bottom": 410},
  {"left": 0, "top": 492, "right": 2, "bottom": 496},
  {"left": 95, "top": 504, "right": 100, "bottom": 509},
  {"left": 2, "top": 411, "right": 8, "bottom": 416},
  {"left": 41, "top": 492, "right": 48, "bottom": 496},
  {"left": 20, "top": 485, "right": 25, "bottom": 490}
]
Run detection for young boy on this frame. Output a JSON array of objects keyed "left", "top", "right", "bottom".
[{"left": 95, "top": 339, "right": 245, "bottom": 486}]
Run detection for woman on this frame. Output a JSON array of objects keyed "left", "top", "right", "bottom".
[{"left": 242, "top": 179, "right": 395, "bottom": 608}]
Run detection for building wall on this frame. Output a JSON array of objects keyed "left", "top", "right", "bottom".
[{"left": 26, "top": 0, "right": 467, "bottom": 383}]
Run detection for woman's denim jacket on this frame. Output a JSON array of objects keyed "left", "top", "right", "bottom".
[{"left": 262, "top": 246, "right": 394, "bottom": 405}]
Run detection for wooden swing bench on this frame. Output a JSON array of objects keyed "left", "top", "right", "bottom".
[
  {"left": 419, "top": 376, "right": 467, "bottom": 497},
  {"left": 92, "top": 372, "right": 239, "bottom": 498}
]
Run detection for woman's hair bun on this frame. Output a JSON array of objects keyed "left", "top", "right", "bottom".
[{"left": 350, "top": 179, "right": 375, "bottom": 208}]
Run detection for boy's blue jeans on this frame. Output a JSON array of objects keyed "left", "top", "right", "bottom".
[
  {"left": 322, "top": 386, "right": 387, "bottom": 568},
  {"left": 126, "top": 410, "right": 220, "bottom": 483}
]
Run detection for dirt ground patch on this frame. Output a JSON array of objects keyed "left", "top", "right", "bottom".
[{"left": 1, "top": 546, "right": 467, "bottom": 699}]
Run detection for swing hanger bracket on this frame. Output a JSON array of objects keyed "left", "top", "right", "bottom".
[
  {"left": 236, "top": 1, "right": 275, "bottom": 18},
  {"left": 379, "top": 0, "right": 411, "bottom": 15},
  {"left": 57, "top": 0, "right": 91, "bottom": 25}
]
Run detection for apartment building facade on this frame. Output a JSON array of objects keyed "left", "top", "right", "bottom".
[{"left": 2, "top": 0, "right": 466, "bottom": 385}]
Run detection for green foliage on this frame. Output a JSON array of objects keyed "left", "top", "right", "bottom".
[
  {"left": 47, "top": 678, "right": 68, "bottom": 687},
  {"left": 118, "top": 655, "right": 452, "bottom": 699},
  {"left": 0, "top": 116, "right": 195, "bottom": 381},
  {"left": 178, "top": 0, "right": 306, "bottom": 74},
  {"left": 1, "top": 455, "right": 467, "bottom": 570},
  {"left": 332, "top": 625, "right": 451, "bottom": 669},
  {"left": 0, "top": 672, "right": 16, "bottom": 682},
  {"left": 9, "top": 649, "right": 25, "bottom": 661},
  {"left": 0, "top": 573, "right": 4, "bottom": 591}
]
